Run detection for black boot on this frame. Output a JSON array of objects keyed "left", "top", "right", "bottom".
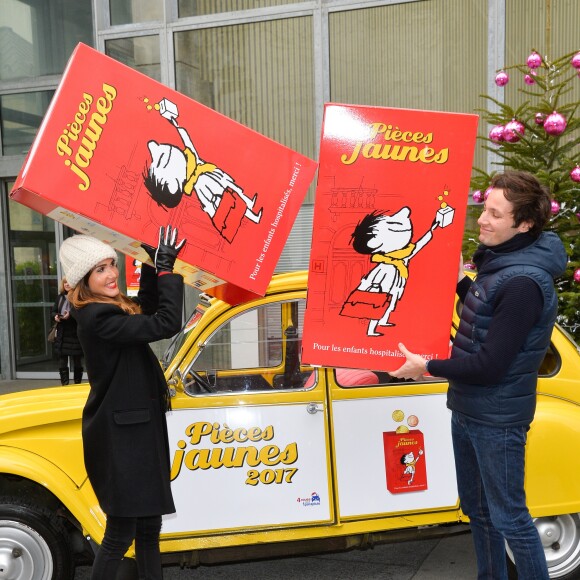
[
  {"left": 59, "top": 368, "right": 70, "bottom": 386},
  {"left": 74, "top": 367, "right": 84, "bottom": 384}
]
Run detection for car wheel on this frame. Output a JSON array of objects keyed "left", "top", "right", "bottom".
[
  {"left": 0, "top": 496, "right": 74, "bottom": 580},
  {"left": 507, "top": 513, "right": 580, "bottom": 579}
]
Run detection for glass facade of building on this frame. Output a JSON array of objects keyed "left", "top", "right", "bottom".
[{"left": 0, "top": 0, "right": 578, "bottom": 378}]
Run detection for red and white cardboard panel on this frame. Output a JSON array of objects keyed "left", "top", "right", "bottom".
[
  {"left": 11, "top": 43, "right": 317, "bottom": 304},
  {"left": 303, "top": 104, "right": 478, "bottom": 370}
]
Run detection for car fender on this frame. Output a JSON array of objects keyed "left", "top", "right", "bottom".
[
  {"left": 0, "top": 445, "right": 105, "bottom": 542},
  {"left": 525, "top": 394, "right": 580, "bottom": 517}
]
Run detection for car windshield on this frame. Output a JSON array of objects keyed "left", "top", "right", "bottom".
[{"left": 161, "top": 297, "right": 211, "bottom": 369}]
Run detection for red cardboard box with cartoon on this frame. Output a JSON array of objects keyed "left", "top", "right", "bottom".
[
  {"left": 383, "top": 408, "right": 428, "bottom": 494},
  {"left": 383, "top": 428, "right": 427, "bottom": 494},
  {"left": 10, "top": 43, "right": 317, "bottom": 304},
  {"left": 302, "top": 104, "right": 478, "bottom": 370}
]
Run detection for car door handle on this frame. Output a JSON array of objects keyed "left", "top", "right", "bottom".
[{"left": 306, "top": 402, "right": 323, "bottom": 414}]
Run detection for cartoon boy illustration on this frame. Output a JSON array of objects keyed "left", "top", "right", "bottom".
[
  {"left": 401, "top": 449, "right": 423, "bottom": 485},
  {"left": 143, "top": 99, "right": 262, "bottom": 243},
  {"left": 340, "top": 206, "right": 452, "bottom": 336}
]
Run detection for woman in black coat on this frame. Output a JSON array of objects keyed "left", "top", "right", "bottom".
[
  {"left": 59, "top": 226, "right": 185, "bottom": 580},
  {"left": 51, "top": 277, "right": 84, "bottom": 384}
]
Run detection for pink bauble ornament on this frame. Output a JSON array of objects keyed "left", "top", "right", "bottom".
[
  {"left": 495, "top": 71, "right": 509, "bottom": 86},
  {"left": 550, "top": 200, "right": 560, "bottom": 214},
  {"left": 570, "top": 166, "right": 580, "bottom": 183},
  {"left": 574, "top": 269, "right": 580, "bottom": 283},
  {"left": 504, "top": 119, "right": 525, "bottom": 142},
  {"left": 484, "top": 186, "right": 493, "bottom": 200},
  {"left": 534, "top": 112, "right": 545, "bottom": 125},
  {"left": 576, "top": 212, "right": 580, "bottom": 222},
  {"left": 489, "top": 124, "right": 505, "bottom": 143},
  {"left": 524, "top": 74, "right": 535, "bottom": 85},
  {"left": 544, "top": 112, "right": 567, "bottom": 136},
  {"left": 527, "top": 51, "right": 542, "bottom": 69},
  {"left": 571, "top": 52, "right": 580, "bottom": 70},
  {"left": 472, "top": 190, "right": 484, "bottom": 203}
]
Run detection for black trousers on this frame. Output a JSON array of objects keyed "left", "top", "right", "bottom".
[
  {"left": 58, "top": 354, "right": 83, "bottom": 370},
  {"left": 91, "top": 515, "right": 163, "bottom": 580}
]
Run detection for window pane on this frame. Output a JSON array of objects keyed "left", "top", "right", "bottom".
[
  {"left": 178, "top": 0, "right": 308, "bottom": 18},
  {"left": 0, "top": 91, "right": 54, "bottom": 156},
  {"left": 193, "top": 305, "right": 281, "bottom": 371},
  {"left": 0, "top": 0, "right": 93, "bottom": 80},
  {"left": 187, "top": 300, "right": 309, "bottom": 393},
  {"left": 335, "top": 369, "right": 381, "bottom": 387},
  {"left": 505, "top": 0, "right": 580, "bottom": 113},
  {"left": 7, "top": 197, "right": 58, "bottom": 373},
  {"left": 109, "top": 0, "right": 162, "bottom": 25},
  {"left": 105, "top": 36, "right": 161, "bottom": 82},
  {"left": 329, "top": 1, "right": 488, "bottom": 175},
  {"left": 174, "top": 18, "right": 315, "bottom": 162},
  {"left": 275, "top": 205, "right": 313, "bottom": 273}
]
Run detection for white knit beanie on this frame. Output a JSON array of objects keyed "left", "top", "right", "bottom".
[{"left": 59, "top": 235, "right": 118, "bottom": 288}]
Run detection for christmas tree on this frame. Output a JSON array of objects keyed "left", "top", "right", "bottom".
[{"left": 469, "top": 49, "right": 580, "bottom": 340}]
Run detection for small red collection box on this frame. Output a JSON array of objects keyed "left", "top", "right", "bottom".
[
  {"left": 10, "top": 43, "right": 317, "bottom": 304},
  {"left": 383, "top": 430, "right": 428, "bottom": 494}
]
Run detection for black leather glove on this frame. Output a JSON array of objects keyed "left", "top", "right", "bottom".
[
  {"left": 154, "top": 225, "right": 186, "bottom": 273},
  {"left": 140, "top": 243, "right": 157, "bottom": 265}
]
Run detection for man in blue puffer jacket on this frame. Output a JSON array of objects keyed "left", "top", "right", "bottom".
[{"left": 390, "top": 170, "right": 567, "bottom": 580}]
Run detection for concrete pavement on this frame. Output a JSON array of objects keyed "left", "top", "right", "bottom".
[
  {"left": 73, "top": 532, "right": 476, "bottom": 578},
  {"left": 0, "top": 378, "right": 61, "bottom": 393}
]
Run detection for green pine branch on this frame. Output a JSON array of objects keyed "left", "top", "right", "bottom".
[{"left": 470, "top": 48, "right": 580, "bottom": 340}]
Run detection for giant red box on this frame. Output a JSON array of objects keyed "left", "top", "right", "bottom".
[
  {"left": 302, "top": 104, "right": 478, "bottom": 370},
  {"left": 10, "top": 43, "right": 317, "bottom": 304}
]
